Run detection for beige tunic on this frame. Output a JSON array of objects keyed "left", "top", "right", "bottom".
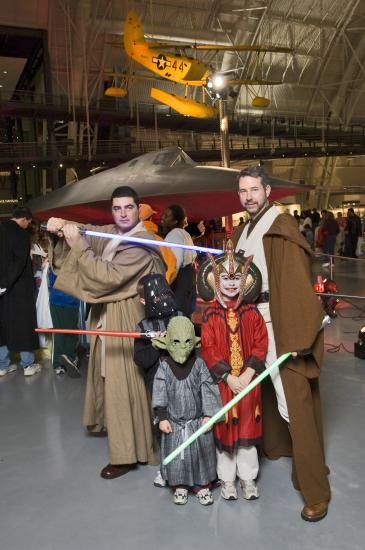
[{"left": 49, "top": 224, "right": 165, "bottom": 465}]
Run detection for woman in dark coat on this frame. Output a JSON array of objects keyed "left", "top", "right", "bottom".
[{"left": 0, "top": 207, "right": 40, "bottom": 376}]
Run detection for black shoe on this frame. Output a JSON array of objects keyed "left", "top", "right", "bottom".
[
  {"left": 59, "top": 354, "right": 81, "bottom": 378},
  {"left": 100, "top": 463, "right": 136, "bottom": 479}
]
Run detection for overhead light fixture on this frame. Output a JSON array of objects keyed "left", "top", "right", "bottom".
[
  {"left": 16, "top": 165, "right": 20, "bottom": 169},
  {"left": 0, "top": 84, "right": 3, "bottom": 88},
  {"left": 212, "top": 74, "right": 226, "bottom": 90},
  {"left": 3, "top": 70, "right": 7, "bottom": 74},
  {"left": 59, "top": 163, "right": 63, "bottom": 168}
]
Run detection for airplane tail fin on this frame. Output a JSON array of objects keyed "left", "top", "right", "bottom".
[{"left": 124, "top": 10, "right": 145, "bottom": 56}]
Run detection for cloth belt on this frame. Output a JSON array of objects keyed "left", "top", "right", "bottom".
[
  {"left": 171, "top": 418, "right": 194, "bottom": 460},
  {"left": 256, "top": 291, "right": 270, "bottom": 303}
]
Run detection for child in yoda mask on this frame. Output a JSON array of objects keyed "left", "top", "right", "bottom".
[{"left": 152, "top": 316, "right": 222, "bottom": 506}]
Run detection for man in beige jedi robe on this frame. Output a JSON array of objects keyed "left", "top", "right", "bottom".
[
  {"left": 231, "top": 166, "right": 331, "bottom": 522},
  {"left": 47, "top": 186, "right": 165, "bottom": 479}
]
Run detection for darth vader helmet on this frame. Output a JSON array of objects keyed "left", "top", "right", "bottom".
[{"left": 138, "top": 273, "right": 178, "bottom": 319}]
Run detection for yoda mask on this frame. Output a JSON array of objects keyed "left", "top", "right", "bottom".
[{"left": 152, "top": 316, "right": 200, "bottom": 364}]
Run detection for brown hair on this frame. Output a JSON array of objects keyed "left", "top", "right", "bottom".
[{"left": 236, "top": 165, "right": 271, "bottom": 188}]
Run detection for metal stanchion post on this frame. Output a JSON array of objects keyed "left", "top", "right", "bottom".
[{"left": 219, "top": 98, "right": 233, "bottom": 238}]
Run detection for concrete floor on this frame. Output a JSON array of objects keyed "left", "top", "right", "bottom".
[{"left": 0, "top": 257, "right": 364, "bottom": 550}]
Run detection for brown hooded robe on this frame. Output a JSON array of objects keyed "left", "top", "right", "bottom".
[
  {"left": 49, "top": 224, "right": 165, "bottom": 465},
  {"left": 232, "top": 213, "right": 331, "bottom": 506}
]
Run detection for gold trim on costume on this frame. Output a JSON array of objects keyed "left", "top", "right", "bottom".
[{"left": 227, "top": 308, "right": 243, "bottom": 377}]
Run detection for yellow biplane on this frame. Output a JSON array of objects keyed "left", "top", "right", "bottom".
[{"left": 106, "top": 10, "right": 292, "bottom": 118}]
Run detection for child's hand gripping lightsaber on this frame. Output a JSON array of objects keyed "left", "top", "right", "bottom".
[{"left": 162, "top": 352, "right": 292, "bottom": 466}]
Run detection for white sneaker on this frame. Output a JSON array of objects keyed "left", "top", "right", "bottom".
[
  {"left": 240, "top": 479, "right": 259, "bottom": 500},
  {"left": 55, "top": 366, "right": 65, "bottom": 375},
  {"left": 23, "top": 363, "right": 42, "bottom": 377},
  {"left": 153, "top": 470, "right": 166, "bottom": 487},
  {"left": 173, "top": 488, "right": 188, "bottom": 505},
  {"left": 59, "top": 354, "right": 80, "bottom": 378},
  {"left": 0, "top": 364, "right": 17, "bottom": 376},
  {"left": 196, "top": 487, "right": 214, "bottom": 506},
  {"left": 221, "top": 481, "right": 238, "bottom": 500}
]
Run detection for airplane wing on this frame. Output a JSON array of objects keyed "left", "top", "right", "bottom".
[
  {"left": 138, "top": 42, "right": 292, "bottom": 54},
  {"left": 184, "top": 44, "right": 292, "bottom": 53},
  {"left": 108, "top": 39, "right": 291, "bottom": 54},
  {"left": 28, "top": 148, "right": 309, "bottom": 223}
]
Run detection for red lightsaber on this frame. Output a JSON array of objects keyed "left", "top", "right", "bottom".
[{"left": 35, "top": 328, "right": 157, "bottom": 338}]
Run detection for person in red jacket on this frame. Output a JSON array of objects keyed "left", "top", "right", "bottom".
[{"left": 199, "top": 241, "right": 268, "bottom": 502}]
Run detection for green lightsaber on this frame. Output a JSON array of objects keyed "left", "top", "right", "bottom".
[{"left": 162, "top": 352, "right": 292, "bottom": 466}]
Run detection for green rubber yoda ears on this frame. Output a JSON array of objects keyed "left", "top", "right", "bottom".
[{"left": 152, "top": 316, "right": 201, "bottom": 364}]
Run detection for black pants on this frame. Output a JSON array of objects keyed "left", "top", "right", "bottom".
[{"left": 171, "top": 264, "right": 196, "bottom": 317}]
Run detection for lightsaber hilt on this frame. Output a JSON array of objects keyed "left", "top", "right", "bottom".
[{"left": 40, "top": 222, "right": 87, "bottom": 237}]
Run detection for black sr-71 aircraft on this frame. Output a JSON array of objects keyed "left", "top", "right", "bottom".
[{"left": 28, "top": 148, "right": 307, "bottom": 223}]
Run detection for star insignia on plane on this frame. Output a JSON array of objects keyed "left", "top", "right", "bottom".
[{"left": 152, "top": 54, "right": 171, "bottom": 71}]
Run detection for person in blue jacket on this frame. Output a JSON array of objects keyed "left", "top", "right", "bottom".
[{"left": 49, "top": 270, "right": 80, "bottom": 377}]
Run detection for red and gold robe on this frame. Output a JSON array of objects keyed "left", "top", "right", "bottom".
[{"left": 201, "top": 301, "right": 268, "bottom": 454}]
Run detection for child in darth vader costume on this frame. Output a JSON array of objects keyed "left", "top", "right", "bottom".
[
  {"left": 134, "top": 273, "right": 183, "bottom": 398},
  {"left": 152, "top": 316, "right": 222, "bottom": 506},
  {"left": 133, "top": 273, "right": 183, "bottom": 488},
  {"left": 198, "top": 240, "right": 268, "bottom": 502}
]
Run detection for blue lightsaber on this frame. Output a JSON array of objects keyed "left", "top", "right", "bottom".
[
  {"left": 40, "top": 224, "right": 352, "bottom": 301},
  {"left": 85, "top": 229, "right": 223, "bottom": 255},
  {"left": 41, "top": 224, "right": 223, "bottom": 255}
]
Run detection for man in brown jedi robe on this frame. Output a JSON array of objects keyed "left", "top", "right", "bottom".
[
  {"left": 231, "top": 166, "right": 331, "bottom": 522},
  {"left": 46, "top": 186, "right": 166, "bottom": 479}
]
